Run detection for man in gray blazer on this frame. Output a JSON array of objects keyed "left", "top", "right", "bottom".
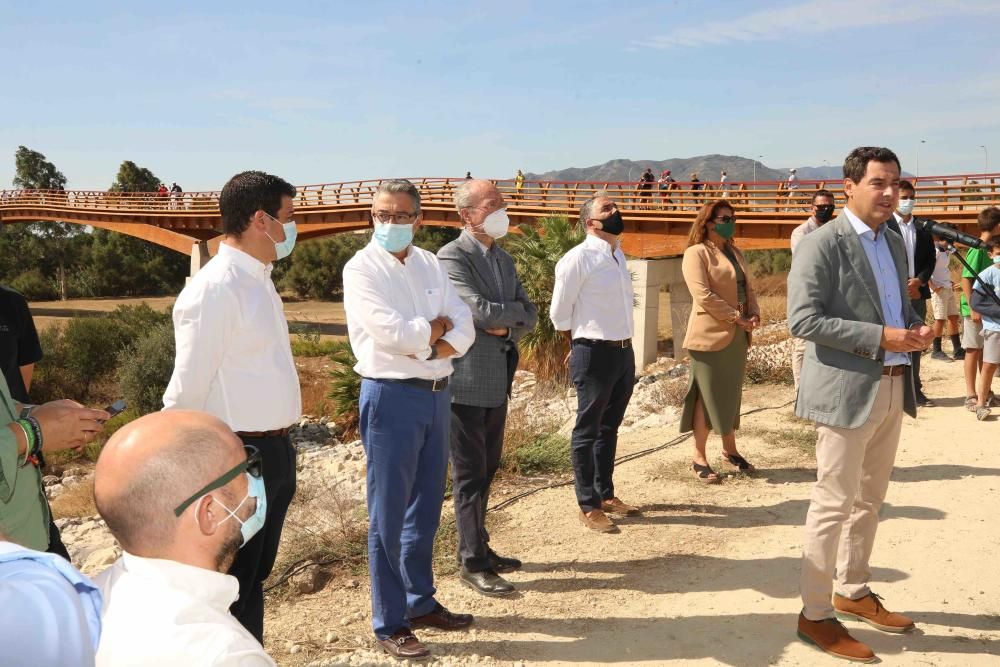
[
  {"left": 438, "top": 180, "right": 538, "bottom": 596},
  {"left": 787, "top": 147, "right": 933, "bottom": 663}
]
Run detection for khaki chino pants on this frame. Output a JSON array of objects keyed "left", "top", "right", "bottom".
[
  {"left": 791, "top": 337, "right": 807, "bottom": 390},
  {"left": 800, "top": 375, "right": 904, "bottom": 621}
]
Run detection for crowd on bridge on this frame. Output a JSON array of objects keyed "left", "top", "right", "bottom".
[{"left": 2, "top": 146, "right": 1000, "bottom": 665}]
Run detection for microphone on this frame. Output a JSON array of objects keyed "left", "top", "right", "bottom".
[{"left": 915, "top": 218, "right": 991, "bottom": 249}]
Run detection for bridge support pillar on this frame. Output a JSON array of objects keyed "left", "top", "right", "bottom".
[
  {"left": 628, "top": 257, "right": 690, "bottom": 371},
  {"left": 188, "top": 241, "right": 211, "bottom": 280}
]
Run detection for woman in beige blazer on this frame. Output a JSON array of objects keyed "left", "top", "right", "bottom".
[{"left": 679, "top": 199, "right": 761, "bottom": 483}]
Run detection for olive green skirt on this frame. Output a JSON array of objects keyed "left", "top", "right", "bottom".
[{"left": 680, "top": 331, "right": 749, "bottom": 437}]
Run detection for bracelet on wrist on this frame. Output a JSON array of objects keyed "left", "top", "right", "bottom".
[
  {"left": 24, "top": 415, "right": 44, "bottom": 467},
  {"left": 14, "top": 420, "right": 33, "bottom": 465}
]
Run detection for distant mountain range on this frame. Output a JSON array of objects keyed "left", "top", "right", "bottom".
[{"left": 525, "top": 155, "right": 907, "bottom": 183}]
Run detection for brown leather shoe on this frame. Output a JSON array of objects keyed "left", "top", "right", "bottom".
[
  {"left": 578, "top": 509, "right": 619, "bottom": 533},
  {"left": 834, "top": 592, "right": 915, "bottom": 633},
  {"left": 602, "top": 497, "right": 641, "bottom": 516},
  {"left": 376, "top": 629, "right": 430, "bottom": 660},
  {"left": 409, "top": 603, "right": 473, "bottom": 631},
  {"left": 797, "top": 614, "right": 876, "bottom": 663}
]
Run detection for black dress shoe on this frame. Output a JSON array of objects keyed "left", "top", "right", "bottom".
[
  {"left": 488, "top": 549, "right": 522, "bottom": 573},
  {"left": 459, "top": 567, "right": 516, "bottom": 597},
  {"left": 916, "top": 392, "right": 935, "bottom": 407},
  {"left": 375, "top": 629, "right": 430, "bottom": 659},
  {"left": 409, "top": 602, "right": 474, "bottom": 630}
]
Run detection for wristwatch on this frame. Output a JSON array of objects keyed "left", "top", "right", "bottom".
[{"left": 19, "top": 405, "right": 36, "bottom": 420}]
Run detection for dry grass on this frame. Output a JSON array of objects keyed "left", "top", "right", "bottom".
[
  {"left": 49, "top": 478, "right": 97, "bottom": 519},
  {"left": 746, "top": 328, "right": 794, "bottom": 385},
  {"left": 645, "top": 376, "right": 690, "bottom": 408}
]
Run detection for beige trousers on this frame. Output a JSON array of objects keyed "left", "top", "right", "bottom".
[
  {"left": 800, "top": 375, "right": 904, "bottom": 620},
  {"left": 791, "top": 337, "right": 807, "bottom": 390}
]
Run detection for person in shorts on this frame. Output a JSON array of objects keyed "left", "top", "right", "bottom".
[
  {"left": 960, "top": 208, "right": 1000, "bottom": 410},
  {"left": 969, "top": 238, "right": 1000, "bottom": 420},
  {"left": 928, "top": 227, "right": 965, "bottom": 361}
]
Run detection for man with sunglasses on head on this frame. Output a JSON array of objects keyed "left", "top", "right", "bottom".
[
  {"left": 789, "top": 190, "right": 837, "bottom": 388},
  {"left": 163, "top": 170, "right": 300, "bottom": 641},
  {"left": 93, "top": 411, "right": 275, "bottom": 666},
  {"left": 438, "top": 180, "right": 537, "bottom": 597},
  {"left": 550, "top": 194, "right": 638, "bottom": 535},
  {"left": 343, "top": 179, "right": 475, "bottom": 660}
]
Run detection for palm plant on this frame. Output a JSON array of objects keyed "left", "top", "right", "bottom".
[
  {"left": 503, "top": 215, "right": 585, "bottom": 383},
  {"left": 327, "top": 341, "right": 361, "bottom": 435}
]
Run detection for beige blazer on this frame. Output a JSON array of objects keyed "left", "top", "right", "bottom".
[{"left": 681, "top": 242, "right": 760, "bottom": 352}]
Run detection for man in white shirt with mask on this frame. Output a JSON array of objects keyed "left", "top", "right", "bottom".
[
  {"left": 93, "top": 410, "right": 275, "bottom": 666},
  {"left": 343, "top": 179, "right": 476, "bottom": 660},
  {"left": 163, "top": 170, "right": 300, "bottom": 641},
  {"left": 438, "top": 180, "right": 538, "bottom": 597},
  {"left": 550, "top": 194, "right": 638, "bottom": 534}
]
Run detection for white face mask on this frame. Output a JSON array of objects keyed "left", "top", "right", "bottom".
[
  {"left": 474, "top": 208, "right": 510, "bottom": 239},
  {"left": 897, "top": 199, "right": 915, "bottom": 216}
]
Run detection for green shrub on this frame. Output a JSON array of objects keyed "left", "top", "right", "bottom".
[
  {"left": 327, "top": 342, "right": 361, "bottom": 433},
  {"left": 61, "top": 318, "right": 130, "bottom": 398},
  {"left": 505, "top": 434, "right": 571, "bottom": 476},
  {"left": 30, "top": 325, "right": 76, "bottom": 402},
  {"left": 117, "top": 320, "right": 176, "bottom": 415},
  {"left": 278, "top": 233, "right": 369, "bottom": 300},
  {"left": 9, "top": 269, "right": 58, "bottom": 301},
  {"left": 743, "top": 249, "right": 792, "bottom": 276}
]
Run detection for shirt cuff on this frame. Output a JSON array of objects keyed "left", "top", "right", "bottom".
[{"left": 551, "top": 318, "right": 572, "bottom": 331}]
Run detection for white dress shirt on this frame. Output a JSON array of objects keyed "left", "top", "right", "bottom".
[
  {"left": 893, "top": 212, "right": 917, "bottom": 278},
  {"left": 343, "top": 240, "right": 475, "bottom": 380},
  {"left": 550, "top": 234, "right": 634, "bottom": 341},
  {"left": 95, "top": 553, "right": 275, "bottom": 667},
  {"left": 0, "top": 541, "right": 103, "bottom": 667},
  {"left": 163, "top": 244, "right": 301, "bottom": 431}
]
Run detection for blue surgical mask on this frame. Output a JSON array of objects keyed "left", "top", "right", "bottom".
[
  {"left": 897, "top": 199, "right": 915, "bottom": 216},
  {"left": 373, "top": 222, "right": 414, "bottom": 253},
  {"left": 216, "top": 473, "right": 267, "bottom": 547},
  {"left": 264, "top": 214, "right": 297, "bottom": 260},
  {"left": 993, "top": 255, "right": 1000, "bottom": 264}
]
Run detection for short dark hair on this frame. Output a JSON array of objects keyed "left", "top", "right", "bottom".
[
  {"left": 899, "top": 180, "right": 915, "bottom": 196},
  {"left": 978, "top": 206, "right": 1000, "bottom": 232},
  {"left": 843, "top": 147, "right": 901, "bottom": 184},
  {"left": 812, "top": 189, "right": 835, "bottom": 204},
  {"left": 219, "top": 170, "right": 296, "bottom": 237}
]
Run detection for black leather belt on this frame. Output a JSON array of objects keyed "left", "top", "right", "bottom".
[
  {"left": 573, "top": 338, "right": 632, "bottom": 349},
  {"left": 366, "top": 377, "right": 450, "bottom": 392},
  {"left": 236, "top": 427, "right": 291, "bottom": 438},
  {"left": 881, "top": 365, "right": 906, "bottom": 377}
]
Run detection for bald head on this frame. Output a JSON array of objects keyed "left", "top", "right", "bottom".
[
  {"left": 454, "top": 179, "right": 501, "bottom": 211},
  {"left": 95, "top": 411, "right": 245, "bottom": 555}
]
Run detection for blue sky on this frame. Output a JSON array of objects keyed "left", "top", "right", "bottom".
[{"left": 1, "top": 0, "right": 998, "bottom": 190}]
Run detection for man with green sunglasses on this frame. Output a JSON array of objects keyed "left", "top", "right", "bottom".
[{"left": 93, "top": 410, "right": 276, "bottom": 666}]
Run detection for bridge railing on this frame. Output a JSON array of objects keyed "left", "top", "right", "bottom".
[{"left": 2, "top": 173, "right": 998, "bottom": 218}]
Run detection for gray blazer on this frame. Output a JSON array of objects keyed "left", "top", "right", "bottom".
[
  {"left": 438, "top": 232, "right": 538, "bottom": 408},
  {"left": 787, "top": 214, "right": 923, "bottom": 429}
]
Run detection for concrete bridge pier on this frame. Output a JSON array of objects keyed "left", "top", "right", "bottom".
[
  {"left": 628, "top": 257, "right": 691, "bottom": 370},
  {"left": 188, "top": 241, "right": 211, "bottom": 281}
]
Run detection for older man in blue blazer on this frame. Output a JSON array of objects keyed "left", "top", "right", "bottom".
[
  {"left": 788, "top": 147, "right": 933, "bottom": 663},
  {"left": 438, "top": 180, "right": 537, "bottom": 597}
]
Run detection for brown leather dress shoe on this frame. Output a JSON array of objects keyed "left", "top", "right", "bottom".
[
  {"left": 409, "top": 603, "right": 474, "bottom": 631},
  {"left": 601, "top": 497, "right": 641, "bottom": 516},
  {"left": 376, "top": 629, "right": 430, "bottom": 660},
  {"left": 578, "top": 509, "right": 619, "bottom": 533},
  {"left": 834, "top": 592, "right": 915, "bottom": 633},
  {"left": 797, "top": 613, "right": 875, "bottom": 663}
]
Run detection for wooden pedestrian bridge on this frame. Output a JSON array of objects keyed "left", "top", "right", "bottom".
[
  {"left": 4, "top": 173, "right": 999, "bottom": 367},
  {"left": 2, "top": 174, "right": 997, "bottom": 260}
]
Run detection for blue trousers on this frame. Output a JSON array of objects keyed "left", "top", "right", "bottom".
[{"left": 359, "top": 379, "right": 450, "bottom": 639}]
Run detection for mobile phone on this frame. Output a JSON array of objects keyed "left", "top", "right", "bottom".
[{"left": 103, "top": 399, "right": 127, "bottom": 419}]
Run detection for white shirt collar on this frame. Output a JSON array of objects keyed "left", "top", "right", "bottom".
[
  {"left": 118, "top": 552, "right": 239, "bottom": 612},
  {"left": 584, "top": 233, "right": 618, "bottom": 254},
  {"left": 366, "top": 238, "right": 414, "bottom": 266},
  {"left": 218, "top": 243, "right": 272, "bottom": 279},
  {"left": 844, "top": 206, "right": 884, "bottom": 239},
  {"left": 894, "top": 211, "right": 915, "bottom": 227}
]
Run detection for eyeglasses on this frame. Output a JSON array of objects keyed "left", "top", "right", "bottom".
[
  {"left": 372, "top": 211, "right": 418, "bottom": 224},
  {"left": 173, "top": 445, "right": 262, "bottom": 517},
  {"left": 713, "top": 215, "right": 737, "bottom": 224}
]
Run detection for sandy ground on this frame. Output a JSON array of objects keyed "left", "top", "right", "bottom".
[{"left": 264, "top": 357, "right": 1000, "bottom": 666}]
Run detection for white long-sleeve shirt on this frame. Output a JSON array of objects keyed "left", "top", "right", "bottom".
[
  {"left": 95, "top": 553, "right": 275, "bottom": 667},
  {"left": 343, "top": 240, "right": 474, "bottom": 380},
  {"left": 549, "top": 234, "right": 634, "bottom": 341},
  {"left": 162, "top": 244, "right": 301, "bottom": 431}
]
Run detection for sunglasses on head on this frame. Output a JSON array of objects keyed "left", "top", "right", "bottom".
[{"left": 173, "top": 445, "right": 262, "bottom": 517}]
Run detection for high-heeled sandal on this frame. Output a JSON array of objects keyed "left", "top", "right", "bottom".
[
  {"left": 692, "top": 462, "right": 721, "bottom": 484},
  {"left": 722, "top": 452, "right": 755, "bottom": 472}
]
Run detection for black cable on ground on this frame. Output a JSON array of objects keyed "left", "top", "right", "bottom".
[{"left": 265, "top": 398, "right": 796, "bottom": 592}]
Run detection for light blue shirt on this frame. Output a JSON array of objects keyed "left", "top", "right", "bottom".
[
  {"left": 977, "top": 264, "right": 1000, "bottom": 332},
  {"left": 0, "top": 541, "right": 102, "bottom": 667},
  {"left": 845, "top": 208, "right": 910, "bottom": 366}
]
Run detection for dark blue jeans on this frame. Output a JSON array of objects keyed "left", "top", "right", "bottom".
[
  {"left": 359, "top": 379, "right": 450, "bottom": 639},
  {"left": 569, "top": 340, "right": 635, "bottom": 513}
]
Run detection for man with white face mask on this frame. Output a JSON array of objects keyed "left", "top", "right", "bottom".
[
  {"left": 438, "top": 180, "right": 538, "bottom": 596},
  {"left": 93, "top": 411, "right": 276, "bottom": 666},
  {"left": 163, "top": 171, "right": 301, "bottom": 641}
]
